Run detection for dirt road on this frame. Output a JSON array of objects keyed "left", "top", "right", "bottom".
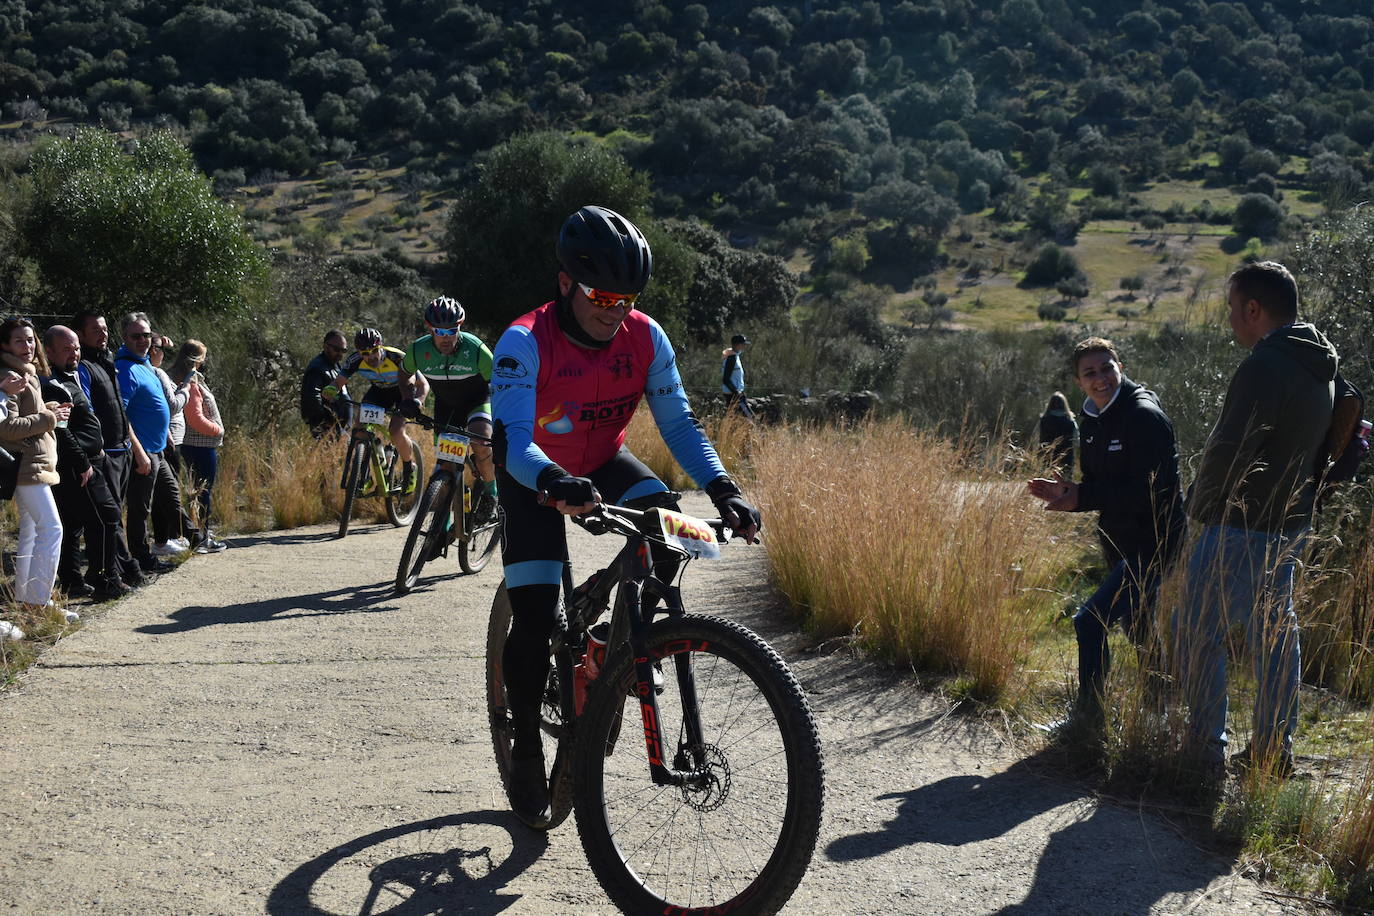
[{"left": 0, "top": 494, "right": 1301, "bottom": 914}]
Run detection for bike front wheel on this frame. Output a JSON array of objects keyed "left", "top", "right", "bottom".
[
  {"left": 573, "top": 614, "right": 824, "bottom": 916},
  {"left": 336, "top": 436, "right": 369, "bottom": 539},
  {"left": 386, "top": 435, "right": 424, "bottom": 527},
  {"left": 394, "top": 475, "right": 453, "bottom": 595}
]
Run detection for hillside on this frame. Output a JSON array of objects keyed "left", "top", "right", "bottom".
[{"left": 4, "top": 0, "right": 1374, "bottom": 327}]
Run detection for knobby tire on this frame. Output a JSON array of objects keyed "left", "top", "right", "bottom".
[
  {"left": 459, "top": 473, "right": 500, "bottom": 575},
  {"left": 385, "top": 435, "right": 424, "bottom": 527},
  {"left": 336, "top": 436, "right": 368, "bottom": 539},
  {"left": 485, "top": 583, "right": 576, "bottom": 830},
  {"left": 572, "top": 614, "right": 824, "bottom": 916},
  {"left": 394, "top": 476, "right": 452, "bottom": 595}
]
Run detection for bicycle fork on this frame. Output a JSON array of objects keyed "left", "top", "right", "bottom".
[{"left": 620, "top": 536, "right": 710, "bottom": 789}]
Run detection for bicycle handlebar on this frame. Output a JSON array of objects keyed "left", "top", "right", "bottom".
[
  {"left": 542, "top": 496, "right": 730, "bottom": 544},
  {"left": 413, "top": 412, "right": 493, "bottom": 445}
]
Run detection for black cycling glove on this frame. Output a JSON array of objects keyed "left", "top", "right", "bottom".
[
  {"left": 537, "top": 465, "right": 600, "bottom": 507},
  {"left": 399, "top": 398, "right": 423, "bottom": 419},
  {"left": 706, "top": 476, "right": 762, "bottom": 537}
]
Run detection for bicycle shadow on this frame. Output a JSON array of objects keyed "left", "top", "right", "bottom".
[
  {"left": 266, "top": 811, "right": 547, "bottom": 916},
  {"left": 827, "top": 752, "right": 1231, "bottom": 913},
  {"left": 227, "top": 524, "right": 396, "bottom": 549},
  {"left": 135, "top": 581, "right": 400, "bottom": 634}
]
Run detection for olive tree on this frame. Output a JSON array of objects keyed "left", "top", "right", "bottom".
[{"left": 20, "top": 128, "right": 266, "bottom": 318}]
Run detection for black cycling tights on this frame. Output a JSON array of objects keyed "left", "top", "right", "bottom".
[{"left": 504, "top": 582, "right": 561, "bottom": 743}]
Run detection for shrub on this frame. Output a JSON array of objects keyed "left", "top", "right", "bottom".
[{"left": 1022, "top": 243, "right": 1080, "bottom": 286}]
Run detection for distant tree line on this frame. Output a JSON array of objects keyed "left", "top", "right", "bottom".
[{"left": 4, "top": 0, "right": 1374, "bottom": 283}]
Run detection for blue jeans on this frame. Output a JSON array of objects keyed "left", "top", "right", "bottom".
[
  {"left": 179, "top": 445, "right": 218, "bottom": 534},
  {"left": 1175, "top": 524, "right": 1306, "bottom": 764},
  {"left": 1073, "top": 557, "right": 1158, "bottom": 709}
]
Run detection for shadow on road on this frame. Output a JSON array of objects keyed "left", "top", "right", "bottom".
[
  {"left": 227, "top": 524, "right": 396, "bottom": 549},
  {"left": 135, "top": 581, "right": 400, "bottom": 634},
  {"left": 267, "top": 811, "right": 547, "bottom": 916},
  {"left": 827, "top": 751, "right": 1231, "bottom": 914}
]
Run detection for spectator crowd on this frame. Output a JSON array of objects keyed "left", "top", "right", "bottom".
[{"left": 0, "top": 311, "right": 227, "bottom": 643}]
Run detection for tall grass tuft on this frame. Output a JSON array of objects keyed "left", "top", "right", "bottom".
[
  {"left": 623, "top": 403, "right": 757, "bottom": 491},
  {"left": 267, "top": 431, "right": 348, "bottom": 528},
  {"left": 751, "top": 418, "right": 1073, "bottom": 703}
]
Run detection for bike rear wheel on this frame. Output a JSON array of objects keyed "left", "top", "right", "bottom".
[
  {"left": 460, "top": 473, "right": 500, "bottom": 575},
  {"left": 336, "top": 436, "right": 369, "bottom": 539},
  {"left": 573, "top": 614, "right": 824, "bottom": 916},
  {"left": 485, "top": 582, "right": 576, "bottom": 830},
  {"left": 385, "top": 435, "right": 424, "bottom": 527},
  {"left": 394, "top": 475, "right": 453, "bottom": 595}
]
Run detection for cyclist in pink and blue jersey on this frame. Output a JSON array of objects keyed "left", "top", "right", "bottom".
[{"left": 490, "top": 205, "right": 761, "bottom": 828}]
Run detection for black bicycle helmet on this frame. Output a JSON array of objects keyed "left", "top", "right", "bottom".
[
  {"left": 354, "top": 327, "right": 382, "bottom": 350},
  {"left": 424, "top": 296, "right": 464, "bottom": 328},
  {"left": 555, "top": 205, "right": 653, "bottom": 294}
]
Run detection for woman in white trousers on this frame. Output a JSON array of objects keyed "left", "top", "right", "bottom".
[{"left": 0, "top": 317, "right": 72, "bottom": 620}]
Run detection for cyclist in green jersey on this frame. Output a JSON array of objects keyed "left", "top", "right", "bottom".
[
  {"left": 324, "top": 327, "right": 428, "bottom": 494},
  {"left": 398, "top": 297, "right": 497, "bottom": 519}
]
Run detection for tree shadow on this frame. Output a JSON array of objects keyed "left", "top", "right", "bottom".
[
  {"left": 135, "top": 580, "right": 401, "bottom": 634},
  {"left": 266, "top": 811, "right": 547, "bottom": 916},
  {"left": 827, "top": 751, "right": 1231, "bottom": 913}
]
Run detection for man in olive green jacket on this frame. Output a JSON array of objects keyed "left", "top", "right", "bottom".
[{"left": 1177, "top": 261, "right": 1337, "bottom": 778}]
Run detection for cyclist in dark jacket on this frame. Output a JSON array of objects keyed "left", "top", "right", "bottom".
[{"left": 1029, "top": 337, "right": 1184, "bottom": 728}]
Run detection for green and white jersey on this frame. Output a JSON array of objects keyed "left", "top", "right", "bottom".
[{"left": 403, "top": 332, "right": 493, "bottom": 423}]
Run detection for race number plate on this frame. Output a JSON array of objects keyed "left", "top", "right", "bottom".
[
  {"left": 437, "top": 432, "right": 470, "bottom": 464},
  {"left": 358, "top": 403, "right": 387, "bottom": 425},
  {"left": 657, "top": 509, "right": 721, "bottom": 560}
]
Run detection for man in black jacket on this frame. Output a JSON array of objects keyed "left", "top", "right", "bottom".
[
  {"left": 43, "top": 325, "right": 129, "bottom": 600},
  {"left": 301, "top": 330, "right": 349, "bottom": 437},
  {"left": 1029, "top": 337, "right": 1185, "bottom": 728},
  {"left": 75, "top": 310, "right": 156, "bottom": 586}
]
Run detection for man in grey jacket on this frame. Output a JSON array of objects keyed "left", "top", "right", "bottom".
[{"left": 1177, "top": 261, "right": 1337, "bottom": 778}]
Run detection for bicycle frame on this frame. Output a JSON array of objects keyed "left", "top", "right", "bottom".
[
  {"left": 338, "top": 399, "right": 398, "bottom": 495},
  {"left": 561, "top": 505, "right": 722, "bottom": 789},
  {"left": 418, "top": 414, "right": 494, "bottom": 542}
]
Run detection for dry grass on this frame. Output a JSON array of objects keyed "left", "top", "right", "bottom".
[
  {"left": 623, "top": 403, "right": 758, "bottom": 491},
  {"left": 750, "top": 418, "right": 1074, "bottom": 703}
]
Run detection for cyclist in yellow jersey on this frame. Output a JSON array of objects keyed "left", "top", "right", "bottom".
[{"left": 324, "top": 327, "right": 428, "bottom": 494}]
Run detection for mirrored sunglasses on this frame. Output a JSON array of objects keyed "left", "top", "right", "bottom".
[
  {"left": 431, "top": 326, "right": 460, "bottom": 337},
  {"left": 577, "top": 282, "right": 638, "bottom": 311}
]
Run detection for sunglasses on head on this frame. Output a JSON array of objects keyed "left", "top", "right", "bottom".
[
  {"left": 577, "top": 283, "right": 638, "bottom": 311},
  {"left": 431, "top": 326, "right": 460, "bottom": 337}
]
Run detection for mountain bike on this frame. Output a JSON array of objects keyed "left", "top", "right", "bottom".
[
  {"left": 485, "top": 497, "right": 824, "bottom": 916},
  {"left": 393, "top": 412, "right": 501, "bottom": 595},
  {"left": 336, "top": 397, "right": 424, "bottom": 539}
]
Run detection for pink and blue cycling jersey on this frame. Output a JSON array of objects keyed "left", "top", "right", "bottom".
[{"left": 491, "top": 301, "right": 724, "bottom": 492}]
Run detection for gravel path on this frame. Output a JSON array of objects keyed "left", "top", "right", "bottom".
[{"left": 0, "top": 493, "right": 1305, "bottom": 914}]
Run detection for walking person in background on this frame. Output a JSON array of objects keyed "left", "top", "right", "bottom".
[
  {"left": 171, "top": 340, "right": 227, "bottom": 554},
  {"left": 147, "top": 333, "right": 195, "bottom": 558},
  {"left": 1028, "top": 337, "right": 1184, "bottom": 737},
  {"left": 1038, "top": 391, "right": 1077, "bottom": 474},
  {"left": 721, "top": 333, "right": 754, "bottom": 419},
  {"left": 1177, "top": 261, "right": 1338, "bottom": 780},
  {"left": 0, "top": 318, "right": 75, "bottom": 623},
  {"left": 42, "top": 326, "right": 127, "bottom": 602}
]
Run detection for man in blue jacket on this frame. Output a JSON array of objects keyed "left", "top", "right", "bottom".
[
  {"left": 1029, "top": 337, "right": 1185, "bottom": 734},
  {"left": 115, "top": 312, "right": 176, "bottom": 574}
]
